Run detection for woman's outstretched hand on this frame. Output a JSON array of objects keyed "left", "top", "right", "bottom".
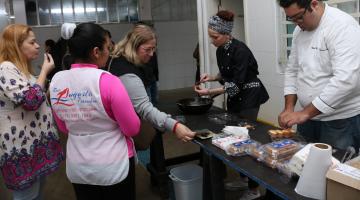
[{"left": 174, "top": 123, "right": 195, "bottom": 142}]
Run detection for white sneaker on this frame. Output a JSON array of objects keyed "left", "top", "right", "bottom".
[
  {"left": 238, "top": 190, "right": 261, "bottom": 200},
  {"left": 225, "top": 178, "right": 248, "bottom": 191}
]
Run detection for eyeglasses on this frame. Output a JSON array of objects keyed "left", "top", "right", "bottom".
[
  {"left": 140, "top": 46, "right": 156, "bottom": 54},
  {"left": 286, "top": 6, "right": 308, "bottom": 22},
  {"left": 109, "top": 45, "right": 114, "bottom": 52}
]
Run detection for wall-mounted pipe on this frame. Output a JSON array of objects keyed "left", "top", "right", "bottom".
[
  {"left": 196, "top": 0, "right": 211, "bottom": 82},
  {"left": 5, "top": 0, "right": 15, "bottom": 23}
]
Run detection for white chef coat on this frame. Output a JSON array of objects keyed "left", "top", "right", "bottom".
[{"left": 284, "top": 3, "right": 360, "bottom": 121}]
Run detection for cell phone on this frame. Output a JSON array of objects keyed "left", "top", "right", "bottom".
[
  {"left": 45, "top": 53, "right": 50, "bottom": 62},
  {"left": 195, "top": 129, "right": 215, "bottom": 139}
]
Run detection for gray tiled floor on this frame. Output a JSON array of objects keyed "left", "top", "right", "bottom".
[{"left": 0, "top": 87, "right": 249, "bottom": 200}]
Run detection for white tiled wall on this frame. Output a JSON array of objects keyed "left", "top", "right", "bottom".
[
  {"left": 13, "top": 0, "right": 26, "bottom": 25},
  {"left": 155, "top": 21, "right": 198, "bottom": 90},
  {"left": 0, "top": 0, "right": 8, "bottom": 31},
  {"left": 31, "top": 23, "right": 133, "bottom": 74},
  {"left": 244, "top": 0, "right": 284, "bottom": 125},
  {"left": 30, "top": 21, "right": 198, "bottom": 90}
]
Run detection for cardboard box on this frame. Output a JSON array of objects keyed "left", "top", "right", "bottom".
[{"left": 326, "top": 157, "right": 360, "bottom": 200}]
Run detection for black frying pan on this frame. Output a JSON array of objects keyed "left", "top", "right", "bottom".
[{"left": 176, "top": 94, "right": 220, "bottom": 114}]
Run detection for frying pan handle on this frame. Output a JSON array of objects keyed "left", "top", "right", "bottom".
[{"left": 210, "top": 93, "right": 221, "bottom": 99}]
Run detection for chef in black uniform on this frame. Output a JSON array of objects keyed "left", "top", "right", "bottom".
[
  {"left": 195, "top": 10, "right": 269, "bottom": 121},
  {"left": 194, "top": 10, "right": 269, "bottom": 200}
]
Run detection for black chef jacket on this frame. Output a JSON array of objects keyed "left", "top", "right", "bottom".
[{"left": 216, "top": 38, "right": 269, "bottom": 112}]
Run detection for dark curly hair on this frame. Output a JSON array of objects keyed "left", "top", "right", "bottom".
[
  {"left": 216, "top": 10, "right": 234, "bottom": 22},
  {"left": 278, "top": 0, "right": 315, "bottom": 8}
]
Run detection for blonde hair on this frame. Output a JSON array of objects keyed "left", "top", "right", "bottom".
[
  {"left": 0, "top": 24, "right": 34, "bottom": 77},
  {"left": 112, "top": 24, "right": 156, "bottom": 66}
]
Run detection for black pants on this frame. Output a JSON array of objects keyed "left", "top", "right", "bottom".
[
  {"left": 233, "top": 107, "right": 259, "bottom": 122},
  {"left": 72, "top": 157, "right": 135, "bottom": 200}
]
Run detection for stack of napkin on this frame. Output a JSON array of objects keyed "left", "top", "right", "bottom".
[
  {"left": 222, "top": 126, "right": 249, "bottom": 138},
  {"left": 212, "top": 126, "right": 250, "bottom": 151}
]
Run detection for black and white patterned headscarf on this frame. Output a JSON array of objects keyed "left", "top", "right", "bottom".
[{"left": 208, "top": 15, "right": 233, "bottom": 35}]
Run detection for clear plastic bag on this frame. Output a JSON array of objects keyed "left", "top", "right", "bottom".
[
  {"left": 212, "top": 134, "right": 249, "bottom": 151},
  {"left": 276, "top": 160, "right": 296, "bottom": 179},
  {"left": 263, "top": 139, "right": 301, "bottom": 159},
  {"left": 225, "top": 139, "right": 261, "bottom": 156},
  {"left": 247, "top": 144, "right": 266, "bottom": 161},
  {"left": 262, "top": 155, "right": 292, "bottom": 169},
  {"left": 208, "top": 113, "right": 240, "bottom": 124}
]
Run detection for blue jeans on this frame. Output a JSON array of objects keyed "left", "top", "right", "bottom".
[
  {"left": 297, "top": 114, "right": 360, "bottom": 150},
  {"left": 145, "top": 81, "right": 158, "bottom": 106},
  {"left": 12, "top": 177, "right": 45, "bottom": 200}
]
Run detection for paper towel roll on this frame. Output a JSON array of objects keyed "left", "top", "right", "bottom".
[{"left": 295, "top": 143, "right": 332, "bottom": 200}]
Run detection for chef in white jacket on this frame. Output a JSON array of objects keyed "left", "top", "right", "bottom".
[{"left": 277, "top": 0, "right": 360, "bottom": 150}]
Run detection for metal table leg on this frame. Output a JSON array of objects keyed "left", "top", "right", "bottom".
[{"left": 202, "top": 150, "right": 226, "bottom": 200}]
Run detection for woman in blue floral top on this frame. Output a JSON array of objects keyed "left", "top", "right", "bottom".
[{"left": 0, "top": 24, "right": 64, "bottom": 200}]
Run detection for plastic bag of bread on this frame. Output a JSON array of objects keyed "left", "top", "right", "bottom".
[
  {"left": 247, "top": 144, "right": 265, "bottom": 161},
  {"left": 225, "top": 139, "right": 261, "bottom": 156},
  {"left": 263, "top": 139, "right": 301, "bottom": 159},
  {"left": 212, "top": 134, "right": 249, "bottom": 151},
  {"left": 262, "top": 154, "right": 293, "bottom": 169}
]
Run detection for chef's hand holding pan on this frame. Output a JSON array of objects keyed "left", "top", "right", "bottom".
[
  {"left": 194, "top": 84, "right": 210, "bottom": 96},
  {"left": 173, "top": 123, "right": 195, "bottom": 142}
]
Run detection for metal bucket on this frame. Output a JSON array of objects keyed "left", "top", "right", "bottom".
[{"left": 169, "top": 164, "right": 203, "bottom": 200}]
